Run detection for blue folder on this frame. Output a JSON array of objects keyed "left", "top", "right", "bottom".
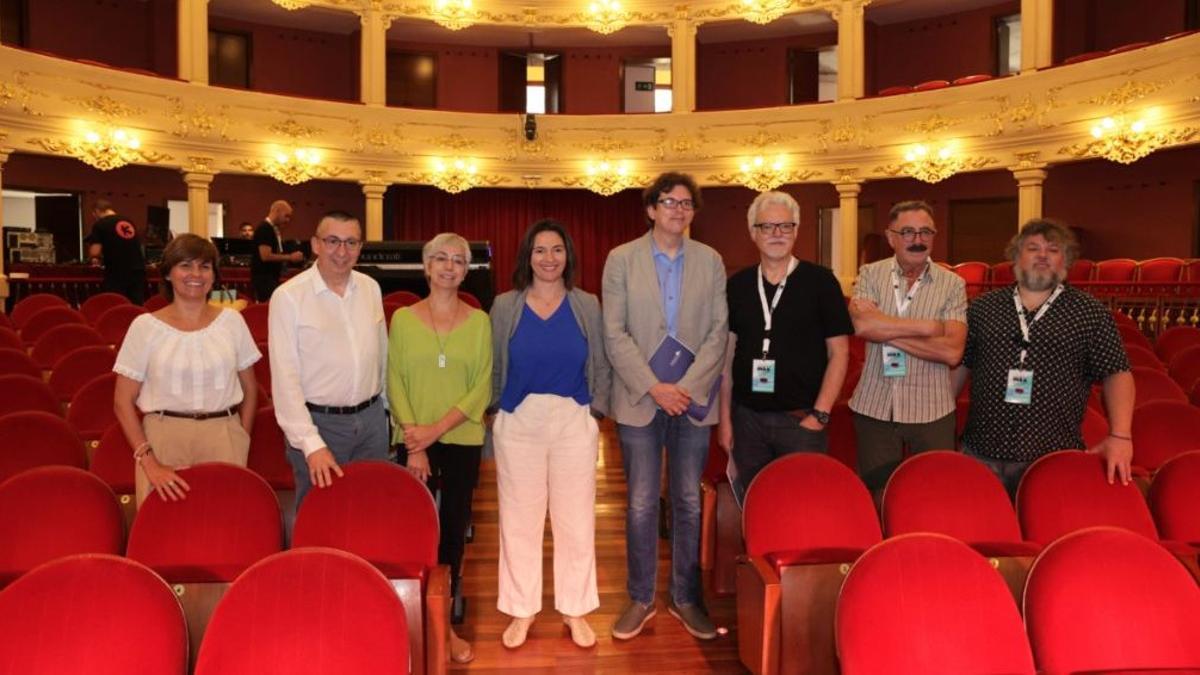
[{"left": 648, "top": 334, "right": 721, "bottom": 421}]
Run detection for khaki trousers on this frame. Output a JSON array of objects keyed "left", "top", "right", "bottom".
[
  {"left": 494, "top": 394, "right": 599, "bottom": 618},
  {"left": 136, "top": 413, "right": 251, "bottom": 506}
]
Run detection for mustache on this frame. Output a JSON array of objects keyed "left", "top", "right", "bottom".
[{"left": 906, "top": 244, "right": 928, "bottom": 253}]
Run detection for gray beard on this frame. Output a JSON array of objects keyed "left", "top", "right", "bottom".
[{"left": 1016, "top": 265, "right": 1063, "bottom": 292}]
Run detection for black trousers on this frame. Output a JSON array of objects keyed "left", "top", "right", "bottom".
[
  {"left": 731, "top": 402, "right": 828, "bottom": 503},
  {"left": 104, "top": 272, "right": 146, "bottom": 305},
  {"left": 398, "top": 441, "right": 482, "bottom": 597},
  {"left": 251, "top": 275, "right": 279, "bottom": 303}
]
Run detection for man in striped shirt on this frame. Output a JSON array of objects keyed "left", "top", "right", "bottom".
[{"left": 848, "top": 200, "right": 967, "bottom": 499}]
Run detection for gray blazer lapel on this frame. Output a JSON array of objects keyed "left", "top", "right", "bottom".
[{"left": 634, "top": 231, "right": 667, "bottom": 323}]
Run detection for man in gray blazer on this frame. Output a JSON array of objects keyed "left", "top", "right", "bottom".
[{"left": 603, "top": 172, "right": 728, "bottom": 641}]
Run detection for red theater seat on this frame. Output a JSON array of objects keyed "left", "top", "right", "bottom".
[
  {"left": 1067, "top": 258, "right": 1095, "bottom": 282},
  {"left": 383, "top": 290, "right": 421, "bottom": 306},
  {"left": 836, "top": 534, "right": 1035, "bottom": 675},
  {"left": 66, "top": 373, "right": 118, "bottom": 452},
  {"left": 0, "top": 411, "right": 87, "bottom": 483},
  {"left": 1080, "top": 406, "right": 1110, "bottom": 448},
  {"left": 951, "top": 74, "right": 993, "bottom": 86},
  {"left": 1062, "top": 50, "right": 1106, "bottom": 64},
  {"left": 913, "top": 79, "right": 950, "bottom": 91},
  {"left": 48, "top": 345, "right": 117, "bottom": 404},
  {"left": 239, "top": 303, "right": 270, "bottom": 344},
  {"left": 1156, "top": 325, "right": 1200, "bottom": 363},
  {"left": 247, "top": 406, "right": 293, "bottom": 491},
  {"left": 144, "top": 293, "right": 170, "bottom": 311},
  {"left": 294, "top": 461, "right": 450, "bottom": 674},
  {"left": 877, "top": 85, "right": 912, "bottom": 96},
  {"left": 30, "top": 323, "right": 106, "bottom": 370},
  {"left": 95, "top": 304, "right": 148, "bottom": 346},
  {"left": 19, "top": 306, "right": 86, "bottom": 346},
  {"left": 737, "top": 453, "right": 880, "bottom": 675},
  {"left": 10, "top": 293, "right": 68, "bottom": 329},
  {"left": 1166, "top": 345, "right": 1200, "bottom": 393},
  {"left": 128, "top": 463, "right": 283, "bottom": 666},
  {"left": 1132, "top": 400, "right": 1200, "bottom": 474},
  {"left": 1123, "top": 344, "right": 1164, "bottom": 371},
  {"left": 1130, "top": 366, "right": 1188, "bottom": 406},
  {"left": 458, "top": 291, "right": 481, "bottom": 308},
  {"left": 1147, "top": 451, "right": 1200, "bottom": 546},
  {"left": 80, "top": 292, "right": 131, "bottom": 324},
  {"left": 90, "top": 422, "right": 137, "bottom": 527},
  {"left": 195, "top": 548, "right": 409, "bottom": 675},
  {"left": 1137, "top": 256, "right": 1185, "bottom": 283},
  {"left": 1117, "top": 324, "right": 1153, "bottom": 351},
  {"left": 991, "top": 261, "right": 1015, "bottom": 285},
  {"left": 1095, "top": 258, "right": 1139, "bottom": 282},
  {"left": 0, "top": 347, "right": 42, "bottom": 380},
  {"left": 0, "top": 374, "right": 60, "bottom": 417},
  {"left": 0, "top": 466, "right": 124, "bottom": 587},
  {"left": 1108, "top": 40, "right": 1153, "bottom": 54},
  {"left": 1024, "top": 527, "right": 1200, "bottom": 674},
  {"left": 0, "top": 554, "right": 187, "bottom": 674},
  {"left": 0, "top": 327, "right": 22, "bottom": 351}
]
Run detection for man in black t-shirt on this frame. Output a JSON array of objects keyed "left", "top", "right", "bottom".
[
  {"left": 718, "top": 191, "right": 853, "bottom": 501},
  {"left": 250, "top": 199, "right": 303, "bottom": 302},
  {"left": 956, "top": 218, "right": 1133, "bottom": 495},
  {"left": 85, "top": 199, "right": 146, "bottom": 304}
]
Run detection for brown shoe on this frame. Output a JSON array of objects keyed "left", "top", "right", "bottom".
[{"left": 611, "top": 601, "right": 656, "bottom": 640}]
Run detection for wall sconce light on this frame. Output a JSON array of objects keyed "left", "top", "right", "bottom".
[
  {"left": 741, "top": 0, "right": 792, "bottom": 25},
  {"left": 586, "top": 0, "right": 630, "bottom": 35},
  {"left": 270, "top": 0, "right": 311, "bottom": 9},
  {"left": 738, "top": 155, "right": 790, "bottom": 191},
  {"left": 430, "top": 156, "right": 481, "bottom": 193},
  {"left": 1086, "top": 115, "right": 1162, "bottom": 164},
  {"left": 902, "top": 143, "right": 961, "bottom": 183},
  {"left": 581, "top": 159, "right": 635, "bottom": 195},
  {"left": 59, "top": 124, "right": 147, "bottom": 171},
  {"left": 431, "top": 0, "right": 477, "bottom": 31}
]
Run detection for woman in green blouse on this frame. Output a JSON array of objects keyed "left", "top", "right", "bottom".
[{"left": 388, "top": 232, "right": 492, "bottom": 665}]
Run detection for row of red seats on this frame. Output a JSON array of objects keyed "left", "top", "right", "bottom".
[
  {"left": 876, "top": 73, "right": 1001, "bottom": 97},
  {"left": 946, "top": 256, "right": 1200, "bottom": 288},
  {"left": 0, "top": 548, "right": 413, "bottom": 674},
  {"left": 736, "top": 449, "right": 1200, "bottom": 674},
  {"left": 0, "top": 460, "right": 448, "bottom": 674},
  {"left": 1059, "top": 30, "right": 1199, "bottom": 65}
]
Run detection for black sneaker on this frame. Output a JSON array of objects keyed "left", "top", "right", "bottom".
[{"left": 611, "top": 601, "right": 656, "bottom": 640}]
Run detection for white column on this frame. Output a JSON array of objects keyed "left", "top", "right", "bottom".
[
  {"left": 668, "top": 16, "right": 697, "bottom": 113},
  {"left": 361, "top": 182, "right": 388, "bottom": 241},
  {"left": 177, "top": 0, "right": 209, "bottom": 84},
  {"left": 835, "top": 178, "right": 863, "bottom": 293},
  {"left": 1020, "top": 0, "right": 1054, "bottom": 72},
  {"left": 359, "top": 9, "right": 391, "bottom": 106},
  {"left": 832, "top": 0, "right": 866, "bottom": 100},
  {"left": 182, "top": 170, "right": 215, "bottom": 237},
  {"left": 1013, "top": 165, "right": 1048, "bottom": 228}
]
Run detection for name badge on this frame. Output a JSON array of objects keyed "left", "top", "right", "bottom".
[
  {"left": 882, "top": 345, "right": 907, "bottom": 377},
  {"left": 1005, "top": 369, "right": 1034, "bottom": 404},
  {"left": 752, "top": 359, "right": 776, "bottom": 393}
]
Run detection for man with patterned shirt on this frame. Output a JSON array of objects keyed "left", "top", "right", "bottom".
[
  {"left": 955, "top": 218, "right": 1134, "bottom": 495},
  {"left": 848, "top": 200, "right": 967, "bottom": 499}
]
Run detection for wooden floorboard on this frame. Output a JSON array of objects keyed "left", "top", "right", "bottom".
[{"left": 450, "top": 420, "right": 748, "bottom": 673}]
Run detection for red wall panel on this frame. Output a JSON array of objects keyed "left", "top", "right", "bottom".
[
  {"left": 435, "top": 47, "right": 500, "bottom": 112},
  {"left": 1054, "top": 0, "right": 1187, "bottom": 61},
  {"left": 869, "top": 1, "right": 1018, "bottom": 93},
  {"left": 24, "top": 0, "right": 172, "bottom": 74},
  {"left": 208, "top": 17, "right": 357, "bottom": 102},
  {"left": 691, "top": 184, "right": 839, "bottom": 272},
  {"left": 695, "top": 31, "right": 837, "bottom": 110},
  {"left": 557, "top": 46, "right": 668, "bottom": 114}
]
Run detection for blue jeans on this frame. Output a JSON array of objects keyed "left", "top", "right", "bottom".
[{"left": 618, "top": 411, "right": 711, "bottom": 607}]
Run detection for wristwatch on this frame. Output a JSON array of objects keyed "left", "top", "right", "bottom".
[{"left": 809, "top": 409, "right": 831, "bottom": 426}]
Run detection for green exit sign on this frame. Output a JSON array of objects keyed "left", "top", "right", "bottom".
[{"left": 635, "top": 81, "right": 654, "bottom": 91}]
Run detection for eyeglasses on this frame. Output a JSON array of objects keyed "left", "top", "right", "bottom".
[
  {"left": 752, "top": 222, "right": 797, "bottom": 235},
  {"left": 889, "top": 228, "right": 937, "bottom": 241},
  {"left": 430, "top": 252, "right": 468, "bottom": 267},
  {"left": 657, "top": 197, "right": 696, "bottom": 211},
  {"left": 320, "top": 236, "right": 363, "bottom": 250}
]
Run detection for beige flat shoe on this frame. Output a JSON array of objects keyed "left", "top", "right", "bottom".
[
  {"left": 502, "top": 616, "right": 535, "bottom": 649},
  {"left": 563, "top": 615, "right": 596, "bottom": 648},
  {"left": 450, "top": 628, "right": 475, "bottom": 664}
]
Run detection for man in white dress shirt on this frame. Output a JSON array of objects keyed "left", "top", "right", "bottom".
[{"left": 269, "top": 210, "right": 389, "bottom": 504}]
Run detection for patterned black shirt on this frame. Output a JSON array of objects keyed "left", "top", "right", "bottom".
[{"left": 961, "top": 284, "right": 1130, "bottom": 462}]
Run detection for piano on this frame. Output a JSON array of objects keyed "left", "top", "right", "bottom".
[{"left": 355, "top": 241, "right": 495, "bottom": 310}]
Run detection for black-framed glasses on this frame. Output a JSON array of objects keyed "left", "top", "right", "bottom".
[
  {"left": 889, "top": 227, "right": 937, "bottom": 241},
  {"left": 752, "top": 222, "right": 797, "bottom": 235},
  {"left": 320, "top": 236, "right": 363, "bottom": 250},
  {"left": 657, "top": 197, "right": 696, "bottom": 211}
]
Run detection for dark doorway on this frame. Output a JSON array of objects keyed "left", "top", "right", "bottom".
[
  {"left": 35, "top": 194, "right": 82, "bottom": 263},
  {"left": 949, "top": 197, "right": 1018, "bottom": 264}
]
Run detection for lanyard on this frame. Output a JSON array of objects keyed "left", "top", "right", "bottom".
[
  {"left": 892, "top": 262, "right": 930, "bottom": 317},
  {"left": 757, "top": 256, "right": 798, "bottom": 357},
  {"left": 1013, "top": 284, "right": 1065, "bottom": 365}
]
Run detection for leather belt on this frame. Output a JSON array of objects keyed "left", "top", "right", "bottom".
[
  {"left": 156, "top": 406, "right": 239, "bottom": 421},
  {"left": 305, "top": 394, "right": 380, "bottom": 415}
]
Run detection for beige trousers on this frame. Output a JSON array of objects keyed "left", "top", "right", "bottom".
[
  {"left": 494, "top": 394, "right": 599, "bottom": 618},
  {"left": 136, "top": 413, "right": 251, "bottom": 506}
]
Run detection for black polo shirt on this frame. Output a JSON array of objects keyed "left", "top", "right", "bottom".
[
  {"left": 727, "top": 260, "right": 853, "bottom": 412},
  {"left": 961, "top": 284, "right": 1130, "bottom": 462},
  {"left": 250, "top": 220, "right": 281, "bottom": 281},
  {"left": 84, "top": 214, "right": 144, "bottom": 276}
]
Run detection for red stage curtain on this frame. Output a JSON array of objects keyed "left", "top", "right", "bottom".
[{"left": 390, "top": 185, "right": 648, "bottom": 295}]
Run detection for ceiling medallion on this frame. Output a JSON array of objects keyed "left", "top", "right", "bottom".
[
  {"left": 741, "top": 0, "right": 792, "bottom": 25},
  {"left": 270, "top": 0, "right": 311, "bottom": 10},
  {"left": 431, "top": 0, "right": 478, "bottom": 31}
]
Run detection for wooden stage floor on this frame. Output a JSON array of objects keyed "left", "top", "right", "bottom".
[{"left": 450, "top": 419, "right": 748, "bottom": 673}]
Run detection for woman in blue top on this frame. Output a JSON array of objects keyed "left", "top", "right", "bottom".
[{"left": 489, "top": 219, "right": 611, "bottom": 650}]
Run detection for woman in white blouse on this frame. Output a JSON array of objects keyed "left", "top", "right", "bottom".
[{"left": 113, "top": 234, "right": 261, "bottom": 506}]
